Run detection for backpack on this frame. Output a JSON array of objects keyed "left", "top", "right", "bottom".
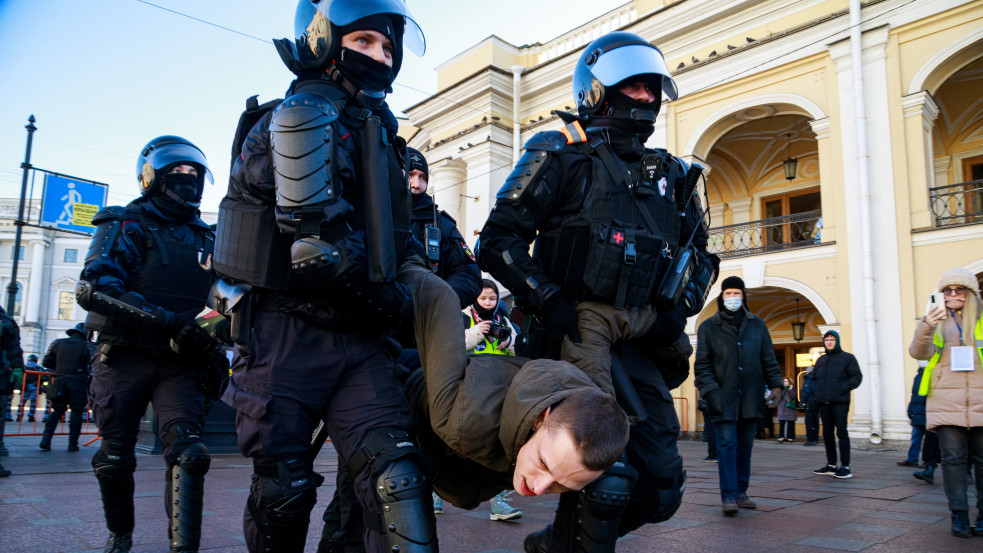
[{"left": 229, "top": 95, "right": 283, "bottom": 172}]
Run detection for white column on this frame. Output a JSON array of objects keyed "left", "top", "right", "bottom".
[
  {"left": 428, "top": 158, "right": 467, "bottom": 230},
  {"left": 728, "top": 198, "right": 753, "bottom": 224},
  {"left": 830, "top": 26, "right": 909, "bottom": 442},
  {"left": 24, "top": 240, "right": 46, "bottom": 326}
]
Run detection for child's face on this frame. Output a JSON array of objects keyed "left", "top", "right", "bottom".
[
  {"left": 477, "top": 288, "right": 498, "bottom": 311},
  {"left": 513, "top": 418, "right": 602, "bottom": 497}
]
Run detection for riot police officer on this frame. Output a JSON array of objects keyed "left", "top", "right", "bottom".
[
  {"left": 318, "top": 147, "right": 480, "bottom": 553},
  {"left": 76, "top": 135, "right": 222, "bottom": 553},
  {"left": 477, "top": 31, "right": 719, "bottom": 552},
  {"left": 211, "top": 2, "right": 435, "bottom": 552},
  {"left": 39, "top": 323, "right": 94, "bottom": 452},
  {"left": 407, "top": 147, "right": 482, "bottom": 308}
]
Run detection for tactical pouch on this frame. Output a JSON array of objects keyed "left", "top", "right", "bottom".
[
  {"left": 213, "top": 197, "right": 292, "bottom": 289},
  {"left": 583, "top": 222, "right": 664, "bottom": 309}
]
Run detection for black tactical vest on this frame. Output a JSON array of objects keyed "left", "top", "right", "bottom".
[
  {"left": 88, "top": 207, "right": 214, "bottom": 348},
  {"left": 536, "top": 146, "right": 683, "bottom": 308},
  {"left": 49, "top": 335, "right": 92, "bottom": 376}
]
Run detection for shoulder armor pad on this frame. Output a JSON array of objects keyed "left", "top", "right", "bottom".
[
  {"left": 496, "top": 147, "right": 552, "bottom": 203},
  {"left": 270, "top": 92, "right": 340, "bottom": 207},
  {"left": 85, "top": 208, "right": 126, "bottom": 264},
  {"left": 523, "top": 131, "right": 568, "bottom": 152},
  {"left": 90, "top": 206, "right": 126, "bottom": 225}
]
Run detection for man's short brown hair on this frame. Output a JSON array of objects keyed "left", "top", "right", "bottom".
[{"left": 545, "top": 388, "right": 629, "bottom": 471}]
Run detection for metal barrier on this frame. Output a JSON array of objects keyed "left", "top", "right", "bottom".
[
  {"left": 3, "top": 369, "right": 97, "bottom": 437},
  {"left": 673, "top": 396, "right": 689, "bottom": 434}
]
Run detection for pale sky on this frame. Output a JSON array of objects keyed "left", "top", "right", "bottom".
[{"left": 0, "top": 0, "right": 622, "bottom": 214}]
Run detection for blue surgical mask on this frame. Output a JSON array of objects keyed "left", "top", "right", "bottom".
[{"left": 723, "top": 297, "right": 743, "bottom": 312}]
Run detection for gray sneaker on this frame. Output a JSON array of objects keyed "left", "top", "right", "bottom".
[{"left": 490, "top": 490, "right": 522, "bottom": 521}]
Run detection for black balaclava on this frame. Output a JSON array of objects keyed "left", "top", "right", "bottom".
[
  {"left": 585, "top": 85, "right": 659, "bottom": 157},
  {"left": 150, "top": 170, "right": 202, "bottom": 221},
  {"left": 335, "top": 14, "right": 401, "bottom": 97}
]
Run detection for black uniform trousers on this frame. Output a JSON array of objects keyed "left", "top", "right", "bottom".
[
  {"left": 613, "top": 339, "right": 685, "bottom": 533},
  {"left": 804, "top": 401, "right": 820, "bottom": 443},
  {"left": 90, "top": 346, "right": 205, "bottom": 460},
  {"left": 224, "top": 310, "right": 415, "bottom": 553},
  {"left": 43, "top": 375, "right": 88, "bottom": 447}
]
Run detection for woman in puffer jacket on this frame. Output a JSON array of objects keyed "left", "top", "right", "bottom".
[{"left": 908, "top": 267, "right": 983, "bottom": 538}]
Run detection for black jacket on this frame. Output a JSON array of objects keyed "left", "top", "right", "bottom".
[
  {"left": 907, "top": 368, "right": 927, "bottom": 427},
  {"left": 410, "top": 193, "right": 481, "bottom": 308},
  {"left": 42, "top": 333, "right": 95, "bottom": 378},
  {"left": 694, "top": 309, "right": 783, "bottom": 422},
  {"left": 812, "top": 333, "right": 862, "bottom": 404}
]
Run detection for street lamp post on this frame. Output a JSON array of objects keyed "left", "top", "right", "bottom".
[{"left": 7, "top": 115, "right": 37, "bottom": 315}]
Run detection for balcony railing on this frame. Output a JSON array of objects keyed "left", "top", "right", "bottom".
[
  {"left": 708, "top": 210, "right": 823, "bottom": 258},
  {"left": 931, "top": 180, "right": 983, "bottom": 228}
]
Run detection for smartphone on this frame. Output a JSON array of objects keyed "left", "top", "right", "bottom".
[{"left": 926, "top": 292, "right": 946, "bottom": 319}]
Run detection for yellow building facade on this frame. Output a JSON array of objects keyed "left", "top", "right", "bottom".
[{"left": 402, "top": 0, "right": 983, "bottom": 443}]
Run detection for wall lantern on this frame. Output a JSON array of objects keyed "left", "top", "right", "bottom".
[
  {"left": 791, "top": 297, "right": 806, "bottom": 341},
  {"left": 782, "top": 133, "right": 797, "bottom": 181}
]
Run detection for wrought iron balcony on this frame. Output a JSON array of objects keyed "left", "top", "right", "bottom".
[
  {"left": 707, "top": 209, "right": 823, "bottom": 258},
  {"left": 930, "top": 180, "right": 983, "bottom": 228}
]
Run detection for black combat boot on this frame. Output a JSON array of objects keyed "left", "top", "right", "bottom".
[{"left": 103, "top": 532, "right": 133, "bottom": 552}]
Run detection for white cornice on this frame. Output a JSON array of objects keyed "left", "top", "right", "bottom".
[{"left": 911, "top": 224, "right": 983, "bottom": 246}]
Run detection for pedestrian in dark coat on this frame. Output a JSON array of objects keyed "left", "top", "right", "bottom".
[
  {"left": 694, "top": 276, "right": 783, "bottom": 515},
  {"left": 777, "top": 377, "right": 798, "bottom": 442},
  {"left": 801, "top": 369, "right": 819, "bottom": 445},
  {"left": 810, "top": 330, "right": 862, "bottom": 479},
  {"left": 909, "top": 366, "right": 942, "bottom": 484}
]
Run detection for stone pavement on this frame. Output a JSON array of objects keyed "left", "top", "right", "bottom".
[{"left": 0, "top": 433, "right": 980, "bottom": 552}]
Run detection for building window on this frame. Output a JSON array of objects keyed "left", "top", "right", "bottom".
[
  {"left": 58, "top": 291, "right": 75, "bottom": 320},
  {"left": 63, "top": 248, "right": 78, "bottom": 263},
  {"left": 761, "top": 187, "right": 822, "bottom": 246},
  {"left": 11, "top": 282, "right": 22, "bottom": 317},
  {"left": 10, "top": 246, "right": 24, "bottom": 261}
]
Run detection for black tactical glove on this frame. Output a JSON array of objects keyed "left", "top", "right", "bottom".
[
  {"left": 171, "top": 323, "right": 218, "bottom": 358},
  {"left": 197, "top": 349, "right": 230, "bottom": 401},
  {"left": 541, "top": 294, "right": 582, "bottom": 347}
]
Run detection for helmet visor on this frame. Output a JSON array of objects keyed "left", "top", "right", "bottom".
[
  {"left": 317, "top": 0, "right": 425, "bottom": 56},
  {"left": 590, "top": 44, "right": 678, "bottom": 101},
  {"left": 144, "top": 142, "right": 214, "bottom": 185}
]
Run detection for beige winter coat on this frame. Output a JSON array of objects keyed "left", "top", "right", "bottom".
[{"left": 908, "top": 316, "right": 983, "bottom": 430}]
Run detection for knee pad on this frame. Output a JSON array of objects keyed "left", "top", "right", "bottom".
[
  {"left": 349, "top": 427, "right": 436, "bottom": 552},
  {"left": 618, "top": 455, "right": 685, "bottom": 534},
  {"left": 579, "top": 458, "right": 638, "bottom": 521},
  {"left": 251, "top": 456, "right": 324, "bottom": 526},
  {"left": 92, "top": 440, "right": 137, "bottom": 481},
  {"left": 162, "top": 423, "right": 211, "bottom": 475}
]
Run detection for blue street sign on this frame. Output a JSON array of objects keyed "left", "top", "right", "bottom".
[{"left": 40, "top": 173, "right": 108, "bottom": 234}]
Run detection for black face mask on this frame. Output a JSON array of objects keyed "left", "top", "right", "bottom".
[
  {"left": 161, "top": 172, "right": 203, "bottom": 204},
  {"left": 473, "top": 303, "right": 497, "bottom": 322},
  {"left": 151, "top": 173, "right": 202, "bottom": 221},
  {"left": 336, "top": 48, "right": 395, "bottom": 97},
  {"left": 587, "top": 89, "right": 658, "bottom": 155}
]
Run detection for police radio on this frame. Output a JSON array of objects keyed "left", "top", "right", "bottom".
[{"left": 424, "top": 224, "right": 441, "bottom": 264}]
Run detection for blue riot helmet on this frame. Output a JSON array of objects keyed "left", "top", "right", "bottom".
[
  {"left": 573, "top": 32, "right": 677, "bottom": 120},
  {"left": 277, "top": 0, "right": 425, "bottom": 77},
  {"left": 67, "top": 323, "right": 86, "bottom": 337},
  {"left": 136, "top": 135, "right": 213, "bottom": 202}
]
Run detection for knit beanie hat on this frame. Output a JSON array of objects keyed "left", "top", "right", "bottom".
[
  {"left": 937, "top": 267, "right": 980, "bottom": 295},
  {"left": 716, "top": 275, "right": 749, "bottom": 311}
]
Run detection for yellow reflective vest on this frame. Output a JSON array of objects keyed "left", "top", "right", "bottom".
[{"left": 919, "top": 316, "right": 983, "bottom": 396}]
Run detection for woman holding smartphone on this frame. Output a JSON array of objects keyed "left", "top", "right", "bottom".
[{"left": 909, "top": 267, "right": 983, "bottom": 538}]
